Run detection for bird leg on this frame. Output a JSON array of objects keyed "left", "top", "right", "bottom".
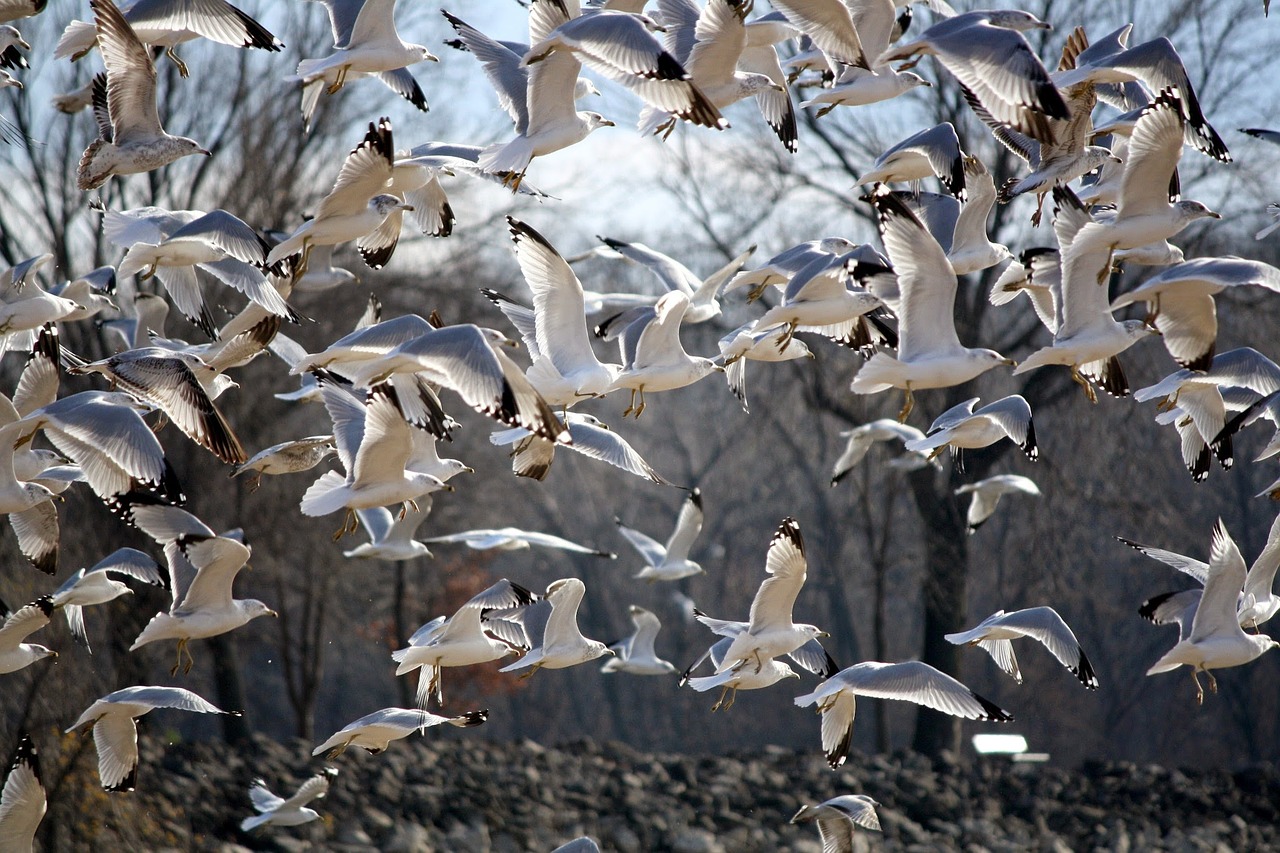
[
  {"left": 296, "top": 242, "right": 315, "bottom": 281},
  {"left": 326, "top": 742, "right": 348, "bottom": 760},
  {"left": 501, "top": 168, "right": 528, "bottom": 193},
  {"left": 182, "top": 640, "right": 195, "bottom": 674},
  {"left": 139, "top": 262, "right": 158, "bottom": 281},
  {"left": 622, "top": 388, "right": 638, "bottom": 417},
  {"left": 150, "top": 412, "right": 169, "bottom": 434},
  {"left": 776, "top": 320, "right": 798, "bottom": 352},
  {"left": 1205, "top": 668, "right": 1218, "bottom": 694},
  {"left": 1191, "top": 668, "right": 1205, "bottom": 705},
  {"left": 752, "top": 649, "right": 765, "bottom": 674},
  {"left": 711, "top": 684, "right": 730, "bottom": 712},
  {"left": 332, "top": 508, "right": 357, "bottom": 541},
  {"left": 247, "top": 472, "right": 263, "bottom": 493},
  {"left": 1069, "top": 366, "right": 1098, "bottom": 404},
  {"left": 518, "top": 662, "right": 543, "bottom": 680},
  {"left": 398, "top": 498, "right": 420, "bottom": 521},
  {"left": 170, "top": 638, "right": 185, "bottom": 677},
  {"left": 658, "top": 117, "right": 677, "bottom": 141},
  {"left": 746, "top": 283, "right": 768, "bottom": 303},
  {"left": 898, "top": 388, "right": 915, "bottom": 423},
  {"left": 326, "top": 65, "right": 349, "bottom": 94},
  {"left": 1029, "top": 192, "right": 1048, "bottom": 228},
  {"left": 632, "top": 387, "right": 647, "bottom": 419},
  {"left": 722, "top": 684, "right": 739, "bottom": 711},
  {"left": 164, "top": 47, "right": 189, "bottom": 78}
]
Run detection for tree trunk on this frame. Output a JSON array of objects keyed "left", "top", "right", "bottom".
[{"left": 208, "top": 634, "right": 251, "bottom": 743}]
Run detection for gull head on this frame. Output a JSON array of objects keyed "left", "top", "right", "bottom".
[
  {"left": 0, "top": 26, "right": 28, "bottom": 52},
  {"left": 583, "top": 112, "right": 615, "bottom": 131},
  {"left": 902, "top": 72, "right": 931, "bottom": 91},
  {"left": 371, "top": 194, "right": 413, "bottom": 216},
  {"left": 1122, "top": 318, "right": 1161, "bottom": 340},
  {"left": 575, "top": 78, "right": 602, "bottom": 100},
  {"left": 411, "top": 44, "right": 439, "bottom": 63},
  {"left": 987, "top": 10, "right": 1052, "bottom": 31},
  {"left": 1081, "top": 146, "right": 1122, "bottom": 172},
  {"left": 176, "top": 137, "right": 212, "bottom": 158},
  {"left": 785, "top": 669, "right": 801, "bottom": 681},
  {"left": 798, "top": 624, "right": 829, "bottom": 642},
  {"left": 244, "top": 600, "right": 278, "bottom": 622},
  {"left": 1176, "top": 200, "right": 1221, "bottom": 222}
]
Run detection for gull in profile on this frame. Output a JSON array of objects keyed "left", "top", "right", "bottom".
[
  {"left": 127, "top": 504, "right": 276, "bottom": 674},
  {"left": 607, "top": 290, "right": 723, "bottom": 417},
  {"left": 795, "top": 660, "right": 1013, "bottom": 768},
  {"left": 312, "top": 708, "right": 487, "bottom": 758},
  {"left": 791, "top": 795, "right": 882, "bottom": 847},
  {"left": 499, "top": 578, "right": 614, "bottom": 678},
  {"left": 489, "top": 411, "right": 670, "bottom": 483},
  {"left": 294, "top": 0, "right": 435, "bottom": 129},
  {"left": 713, "top": 517, "right": 828, "bottom": 674},
  {"left": 266, "top": 119, "right": 413, "bottom": 274},
  {"left": 0, "top": 24, "right": 28, "bottom": 70},
  {"left": 422, "top": 527, "right": 614, "bottom": 558},
  {"left": 66, "top": 686, "right": 236, "bottom": 791},
  {"left": 1110, "top": 258, "right": 1280, "bottom": 372},
  {"left": 879, "top": 10, "right": 1068, "bottom": 143},
  {"left": 51, "top": 548, "right": 165, "bottom": 651},
  {"left": 955, "top": 474, "right": 1040, "bottom": 534},
  {"left": 233, "top": 435, "right": 337, "bottom": 492},
  {"left": 747, "top": 249, "right": 890, "bottom": 354},
  {"left": 830, "top": 419, "right": 929, "bottom": 485},
  {"left": 722, "top": 237, "right": 858, "bottom": 300},
  {"left": 850, "top": 191, "right": 1014, "bottom": 421},
  {"left": 241, "top": 767, "right": 337, "bottom": 832},
  {"left": 601, "top": 606, "right": 677, "bottom": 675},
  {"left": 76, "top": 0, "right": 212, "bottom": 191},
  {"left": 856, "top": 123, "right": 966, "bottom": 198},
  {"left": 394, "top": 579, "right": 535, "bottom": 706},
  {"left": 716, "top": 321, "right": 814, "bottom": 412},
  {"left": 0, "top": 734, "right": 45, "bottom": 853},
  {"left": 905, "top": 396, "right": 1038, "bottom": 464},
  {"left": 947, "top": 606, "right": 1098, "bottom": 688},
  {"left": 1147, "top": 521, "right": 1280, "bottom": 703},
  {"left": 590, "top": 235, "right": 754, "bottom": 325},
  {"left": 896, "top": 157, "right": 1012, "bottom": 276},
  {"left": 682, "top": 637, "right": 801, "bottom": 711},
  {"left": 616, "top": 487, "right": 704, "bottom": 581},
  {"left": 343, "top": 500, "right": 433, "bottom": 561},
  {"left": 0, "top": 596, "right": 54, "bottom": 675}
]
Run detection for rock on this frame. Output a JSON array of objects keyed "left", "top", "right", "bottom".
[
  {"left": 670, "top": 827, "right": 724, "bottom": 853},
  {"left": 383, "top": 822, "right": 433, "bottom": 853}
]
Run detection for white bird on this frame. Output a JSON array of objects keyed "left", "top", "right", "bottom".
[
  {"left": 905, "top": 396, "right": 1038, "bottom": 463},
  {"left": 488, "top": 410, "right": 670, "bottom": 484},
  {"left": 0, "top": 734, "right": 45, "bottom": 853},
  {"left": 723, "top": 237, "right": 858, "bottom": 300},
  {"left": 716, "top": 320, "right": 814, "bottom": 412},
  {"left": 421, "top": 527, "right": 613, "bottom": 558},
  {"left": 1146, "top": 521, "right": 1280, "bottom": 704},
  {"left": 591, "top": 235, "right": 754, "bottom": 325},
  {"left": 856, "top": 122, "right": 966, "bottom": 198},
  {"left": 126, "top": 504, "right": 276, "bottom": 675},
  {"left": 1110, "top": 258, "right": 1280, "bottom": 372},
  {"left": 946, "top": 606, "right": 1098, "bottom": 687},
  {"left": 241, "top": 768, "right": 337, "bottom": 832},
  {"left": 616, "top": 488, "right": 704, "bottom": 581},
  {"left": 791, "top": 795, "right": 883, "bottom": 848},
  {"left": 851, "top": 191, "right": 1015, "bottom": 421},
  {"left": 66, "top": 686, "right": 235, "bottom": 791},
  {"left": 233, "top": 435, "right": 338, "bottom": 492},
  {"left": 294, "top": 0, "right": 435, "bottom": 129},
  {"left": 51, "top": 548, "right": 165, "bottom": 651},
  {"left": 954, "top": 474, "right": 1040, "bottom": 534},
  {"left": 899, "top": 157, "right": 1012, "bottom": 276},
  {"left": 602, "top": 605, "right": 678, "bottom": 675},
  {"left": 266, "top": 119, "right": 413, "bottom": 273},
  {"left": 795, "top": 660, "right": 1013, "bottom": 768},
  {"left": 499, "top": 578, "right": 614, "bottom": 678},
  {"left": 551, "top": 838, "right": 601, "bottom": 853},
  {"left": 343, "top": 500, "right": 433, "bottom": 561},
  {"left": 0, "top": 596, "right": 54, "bottom": 675},
  {"left": 76, "top": 0, "right": 212, "bottom": 191},
  {"left": 607, "top": 290, "right": 724, "bottom": 417},
  {"left": 394, "top": 579, "right": 535, "bottom": 707},
  {"left": 748, "top": 249, "right": 889, "bottom": 354},
  {"left": 312, "top": 708, "right": 487, "bottom": 758},
  {"left": 683, "top": 638, "right": 800, "bottom": 711},
  {"left": 829, "top": 419, "right": 928, "bottom": 485}
]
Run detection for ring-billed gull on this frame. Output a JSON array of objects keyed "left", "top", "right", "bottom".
[
  {"left": 233, "top": 435, "right": 337, "bottom": 492},
  {"left": 394, "top": 579, "right": 534, "bottom": 706},
  {"left": 590, "top": 235, "right": 754, "bottom": 325},
  {"left": 241, "top": 767, "right": 337, "bottom": 832},
  {"left": 616, "top": 487, "right": 704, "bottom": 581},
  {"left": 0, "top": 596, "right": 54, "bottom": 674},
  {"left": 954, "top": 474, "right": 1040, "bottom": 534},
  {"left": 791, "top": 795, "right": 882, "bottom": 847},
  {"left": 76, "top": 0, "right": 212, "bottom": 190},
  {"left": 126, "top": 504, "right": 276, "bottom": 674},
  {"left": 51, "top": 548, "right": 164, "bottom": 652},
  {"left": 856, "top": 123, "right": 966, "bottom": 198},
  {"left": 1146, "top": 520, "right": 1280, "bottom": 704},
  {"left": 343, "top": 500, "right": 433, "bottom": 561},
  {"left": 795, "top": 660, "right": 1013, "bottom": 768},
  {"left": 946, "top": 606, "right": 1098, "bottom": 688},
  {"left": 850, "top": 190, "right": 1015, "bottom": 421},
  {"left": 66, "top": 686, "right": 236, "bottom": 791},
  {"left": 0, "top": 734, "right": 44, "bottom": 852},
  {"left": 601, "top": 606, "right": 677, "bottom": 675},
  {"left": 422, "top": 526, "right": 614, "bottom": 558},
  {"left": 717, "top": 321, "right": 814, "bottom": 412},
  {"left": 1110, "top": 258, "right": 1280, "bottom": 372},
  {"left": 499, "top": 577, "right": 615, "bottom": 678},
  {"left": 683, "top": 638, "right": 799, "bottom": 711},
  {"left": 905, "top": 395, "right": 1038, "bottom": 464},
  {"left": 0, "top": 24, "right": 27, "bottom": 69},
  {"left": 748, "top": 249, "right": 888, "bottom": 353},
  {"left": 312, "top": 708, "right": 487, "bottom": 759},
  {"left": 488, "top": 410, "right": 670, "bottom": 483},
  {"left": 606, "top": 290, "right": 724, "bottom": 417},
  {"left": 830, "top": 419, "right": 929, "bottom": 485}
]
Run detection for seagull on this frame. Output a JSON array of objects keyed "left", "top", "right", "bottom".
[
  {"left": 905, "top": 396, "right": 1038, "bottom": 463},
  {"left": 616, "top": 487, "right": 704, "bottom": 581},
  {"left": 795, "top": 660, "right": 1013, "bottom": 768},
  {"left": 394, "top": 579, "right": 535, "bottom": 706},
  {"left": 683, "top": 639, "right": 800, "bottom": 711},
  {"left": 312, "top": 708, "right": 487, "bottom": 759},
  {"left": 601, "top": 606, "right": 678, "bottom": 675},
  {"left": 0, "top": 24, "right": 27, "bottom": 69},
  {"left": 0, "top": 596, "right": 54, "bottom": 675},
  {"left": 606, "top": 290, "right": 724, "bottom": 417},
  {"left": 590, "top": 235, "right": 754, "bottom": 325},
  {"left": 51, "top": 548, "right": 165, "bottom": 651},
  {"left": 241, "top": 768, "right": 337, "bottom": 832},
  {"left": 722, "top": 237, "right": 859, "bottom": 300},
  {"left": 1146, "top": 521, "right": 1280, "bottom": 704},
  {"left": 488, "top": 410, "right": 670, "bottom": 483},
  {"left": 747, "top": 249, "right": 889, "bottom": 354},
  {"left": 66, "top": 686, "right": 236, "bottom": 791},
  {"left": 126, "top": 504, "right": 276, "bottom": 675},
  {"left": 1110, "top": 258, "right": 1280, "bottom": 372},
  {"left": 712, "top": 517, "right": 828, "bottom": 674},
  {"left": 830, "top": 419, "right": 929, "bottom": 485},
  {"left": 856, "top": 122, "right": 966, "bottom": 198},
  {"left": 233, "top": 435, "right": 338, "bottom": 492},
  {"left": 294, "top": 0, "right": 436, "bottom": 129},
  {"left": 266, "top": 119, "right": 413, "bottom": 273},
  {"left": 0, "top": 262, "right": 81, "bottom": 349},
  {"left": 850, "top": 190, "right": 1015, "bottom": 421},
  {"left": 0, "top": 734, "right": 45, "bottom": 853},
  {"left": 76, "top": 0, "right": 212, "bottom": 191},
  {"left": 343, "top": 500, "right": 434, "bottom": 561},
  {"left": 716, "top": 321, "right": 814, "bottom": 412},
  {"left": 879, "top": 10, "right": 1069, "bottom": 144},
  {"left": 954, "top": 474, "right": 1041, "bottom": 534},
  {"left": 421, "top": 527, "right": 614, "bottom": 558},
  {"left": 498, "top": 578, "right": 615, "bottom": 678},
  {"left": 946, "top": 606, "right": 1098, "bottom": 687},
  {"left": 791, "top": 795, "right": 883, "bottom": 847}
]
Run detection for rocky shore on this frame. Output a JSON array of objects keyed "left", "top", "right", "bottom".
[{"left": 49, "top": 733, "right": 1280, "bottom": 852}]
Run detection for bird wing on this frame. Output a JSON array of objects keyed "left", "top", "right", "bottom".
[
  {"left": 833, "top": 660, "right": 1013, "bottom": 719},
  {"left": 664, "top": 488, "right": 703, "bottom": 559},
  {"left": 1188, "top": 521, "right": 1249, "bottom": 643},
  {"left": 443, "top": 11, "right": 529, "bottom": 131},
  {"left": 347, "top": 0, "right": 398, "bottom": 48},
  {"left": 950, "top": 157, "right": 998, "bottom": 254},
  {"left": 92, "top": 713, "right": 139, "bottom": 792},
  {"left": 1117, "top": 89, "right": 1184, "bottom": 219},
  {"left": 616, "top": 521, "right": 667, "bottom": 567},
  {"left": 92, "top": 0, "right": 164, "bottom": 144},
  {"left": 0, "top": 596, "right": 52, "bottom": 649},
  {"left": 767, "top": 0, "right": 867, "bottom": 67},
  {"left": 989, "top": 607, "right": 1097, "bottom": 687},
  {"left": 508, "top": 219, "right": 602, "bottom": 379},
  {"left": 1116, "top": 537, "right": 1210, "bottom": 585},
  {"left": 176, "top": 536, "right": 251, "bottom": 612},
  {"left": 13, "top": 325, "right": 60, "bottom": 417},
  {"left": 747, "top": 518, "right": 806, "bottom": 632},
  {"left": 656, "top": 0, "right": 700, "bottom": 64},
  {"left": 0, "top": 735, "right": 46, "bottom": 852},
  {"left": 280, "top": 772, "right": 332, "bottom": 810},
  {"left": 319, "top": 379, "right": 367, "bottom": 473},
  {"left": 350, "top": 383, "right": 413, "bottom": 489},
  {"left": 631, "top": 290, "right": 692, "bottom": 369},
  {"left": 524, "top": 34, "right": 584, "bottom": 139},
  {"left": 10, "top": 502, "right": 58, "bottom": 575},
  {"left": 125, "top": 0, "right": 281, "bottom": 50},
  {"left": 627, "top": 607, "right": 662, "bottom": 658},
  {"left": 974, "top": 395, "right": 1034, "bottom": 451},
  {"left": 1245, "top": 513, "right": 1280, "bottom": 609},
  {"left": 316, "top": 119, "right": 395, "bottom": 220},
  {"left": 307, "top": 0, "right": 362, "bottom": 47},
  {"left": 542, "top": 577, "right": 588, "bottom": 647},
  {"left": 685, "top": 0, "right": 749, "bottom": 89},
  {"left": 501, "top": 529, "right": 612, "bottom": 556}
]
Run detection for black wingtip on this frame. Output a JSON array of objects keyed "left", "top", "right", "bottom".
[
  {"left": 11, "top": 734, "right": 41, "bottom": 787},
  {"left": 772, "top": 516, "right": 804, "bottom": 555},
  {"left": 652, "top": 51, "right": 688, "bottom": 82},
  {"left": 972, "top": 692, "right": 1014, "bottom": 722},
  {"left": 106, "top": 763, "right": 138, "bottom": 793},
  {"left": 1075, "top": 649, "right": 1099, "bottom": 689},
  {"left": 1138, "top": 590, "right": 1178, "bottom": 624},
  {"left": 453, "top": 709, "right": 489, "bottom": 727},
  {"left": 688, "top": 488, "right": 702, "bottom": 509},
  {"left": 1021, "top": 418, "right": 1038, "bottom": 461}
]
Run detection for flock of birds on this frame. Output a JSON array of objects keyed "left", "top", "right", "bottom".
[{"left": 0, "top": 0, "right": 1277, "bottom": 848}]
